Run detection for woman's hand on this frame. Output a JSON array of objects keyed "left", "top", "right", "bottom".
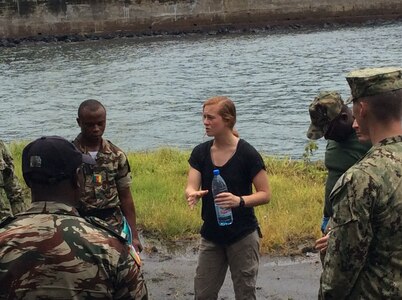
[
  {"left": 187, "top": 190, "right": 208, "bottom": 209},
  {"left": 214, "top": 192, "right": 240, "bottom": 208}
]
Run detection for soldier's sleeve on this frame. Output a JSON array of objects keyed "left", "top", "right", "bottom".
[
  {"left": 114, "top": 247, "right": 148, "bottom": 299},
  {"left": 115, "top": 150, "right": 131, "bottom": 189},
  {"left": 319, "top": 171, "right": 376, "bottom": 299},
  {"left": 1, "top": 143, "right": 25, "bottom": 215}
]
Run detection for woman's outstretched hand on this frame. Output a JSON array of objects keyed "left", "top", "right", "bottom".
[{"left": 187, "top": 190, "right": 208, "bottom": 209}]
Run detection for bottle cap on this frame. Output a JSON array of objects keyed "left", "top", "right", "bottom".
[{"left": 213, "top": 169, "right": 220, "bottom": 175}]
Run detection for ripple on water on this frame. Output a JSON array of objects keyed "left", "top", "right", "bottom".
[{"left": 1, "top": 22, "right": 402, "bottom": 158}]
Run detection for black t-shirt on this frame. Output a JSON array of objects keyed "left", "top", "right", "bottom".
[{"left": 188, "top": 139, "right": 266, "bottom": 245}]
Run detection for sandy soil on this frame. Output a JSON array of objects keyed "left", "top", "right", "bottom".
[{"left": 140, "top": 239, "right": 322, "bottom": 300}]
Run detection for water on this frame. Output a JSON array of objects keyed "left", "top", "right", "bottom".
[
  {"left": 212, "top": 170, "right": 233, "bottom": 226},
  {"left": 1, "top": 21, "right": 401, "bottom": 159}
]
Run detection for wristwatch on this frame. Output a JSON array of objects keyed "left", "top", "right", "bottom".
[{"left": 239, "top": 196, "right": 245, "bottom": 208}]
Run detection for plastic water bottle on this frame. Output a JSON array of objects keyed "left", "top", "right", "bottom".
[{"left": 211, "top": 169, "right": 233, "bottom": 226}]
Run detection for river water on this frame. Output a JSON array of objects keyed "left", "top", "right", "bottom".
[{"left": 1, "top": 21, "right": 401, "bottom": 159}]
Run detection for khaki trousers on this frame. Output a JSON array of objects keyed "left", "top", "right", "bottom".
[{"left": 194, "top": 230, "right": 260, "bottom": 300}]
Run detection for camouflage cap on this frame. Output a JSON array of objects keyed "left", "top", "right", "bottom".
[
  {"left": 346, "top": 67, "right": 402, "bottom": 101},
  {"left": 307, "top": 91, "right": 344, "bottom": 140}
]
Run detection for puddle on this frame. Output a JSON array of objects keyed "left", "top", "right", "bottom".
[
  {"left": 263, "top": 252, "right": 319, "bottom": 267},
  {"left": 139, "top": 232, "right": 320, "bottom": 266},
  {"left": 140, "top": 233, "right": 200, "bottom": 261}
]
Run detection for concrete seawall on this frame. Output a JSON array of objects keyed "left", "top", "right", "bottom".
[{"left": 1, "top": 0, "right": 402, "bottom": 38}]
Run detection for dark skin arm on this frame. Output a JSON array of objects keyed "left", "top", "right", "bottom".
[{"left": 119, "top": 186, "right": 143, "bottom": 253}]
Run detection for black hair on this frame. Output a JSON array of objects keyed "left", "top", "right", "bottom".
[{"left": 78, "top": 99, "right": 106, "bottom": 118}]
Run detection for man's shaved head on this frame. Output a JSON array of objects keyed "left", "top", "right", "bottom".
[{"left": 78, "top": 99, "right": 106, "bottom": 119}]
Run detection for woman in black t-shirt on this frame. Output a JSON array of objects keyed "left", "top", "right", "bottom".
[{"left": 185, "top": 96, "right": 271, "bottom": 300}]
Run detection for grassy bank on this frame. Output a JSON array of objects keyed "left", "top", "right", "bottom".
[{"left": 9, "top": 142, "right": 326, "bottom": 255}]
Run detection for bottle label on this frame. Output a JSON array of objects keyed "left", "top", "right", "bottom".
[{"left": 215, "top": 205, "right": 233, "bottom": 226}]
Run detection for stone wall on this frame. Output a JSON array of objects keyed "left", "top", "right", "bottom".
[{"left": 1, "top": 0, "right": 402, "bottom": 38}]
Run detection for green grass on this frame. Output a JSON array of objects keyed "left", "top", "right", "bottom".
[
  {"left": 9, "top": 142, "right": 326, "bottom": 255},
  {"left": 8, "top": 142, "right": 30, "bottom": 200}
]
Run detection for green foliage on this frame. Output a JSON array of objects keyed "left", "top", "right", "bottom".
[
  {"left": 6, "top": 142, "right": 30, "bottom": 202},
  {"left": 303, "top": 140, "right": 319, "bottom": 164},
  {"left": 7, "top": 141, "right": 27, "bottom": 182},
  {"left": 128, "top": 148, "right": 199, "bottom": 239}
]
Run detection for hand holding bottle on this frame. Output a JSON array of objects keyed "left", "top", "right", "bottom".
[{"left": 214, "top": 192, "right": 240, "bottom": 209}]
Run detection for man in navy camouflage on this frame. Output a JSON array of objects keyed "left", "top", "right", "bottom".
[
  {"left": 319, "top": 67, "right": 402, "bottom": 299},
  {"left": 0, "top": 136, "right": 148, "bottom": 299},
  {"left": 0, "top": 140, "right": 26, "bottom": 218}
]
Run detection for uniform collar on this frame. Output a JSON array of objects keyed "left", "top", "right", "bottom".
[
  {"left": 377, "top": 135, "right": 402, "bottom": 146},
  {"left": 74, "top": 133, "right": 113, "bottom": 154},
  {"left": 17, "top": 202, "right": 81, "bottom": 217}
]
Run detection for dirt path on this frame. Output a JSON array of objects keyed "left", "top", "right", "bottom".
[{"left": 140, "top": 239, "right": 322, "bottom": 299}]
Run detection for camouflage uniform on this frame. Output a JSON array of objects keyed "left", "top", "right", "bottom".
[
  {"left": 0, "top": 140, "right": 25, "bottom": 219},
  {"left": 73, "top": 134, "right": 131, "bottom": 233},
  {"left": 320, "top": 137, "right": 402, "bottom": 299},
  {"left": 0, "top": 201, "right": 148, "bottom": 299},
  {"left": 319, "top": 67, "right": 402, "bottom": 299}
]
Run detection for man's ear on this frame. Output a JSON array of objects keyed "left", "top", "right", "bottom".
[
  {"left": 76, "top": 117, "right": 81, "bottom": 127},
  {"left": 359, "top": 101, "right": 369, "bottom": 118},
  {"left": 353, "top": 101, "right": 364, "bottom": 118}
]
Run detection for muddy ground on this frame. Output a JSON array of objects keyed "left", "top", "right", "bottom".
[{"left": 140, "top": 238, "right": 322, "bottom": 300}]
